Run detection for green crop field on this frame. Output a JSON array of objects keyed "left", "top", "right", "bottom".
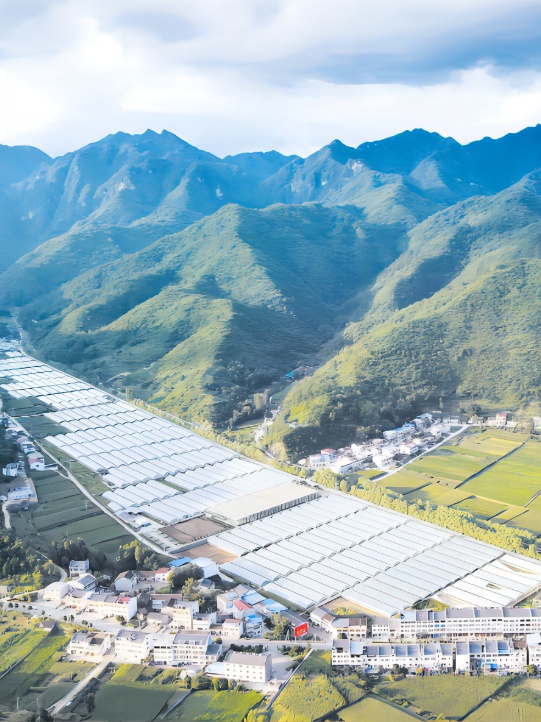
[
  {"left": 406, "top": 446, "right": 495, "bottom": 483},
  {"left": 0, "top": 627, "right": 47, "bottom": 674},
  {"left": 460, "top": 440, "right": 541, "bottom": 506},
  {"left": 493, "top": 506, "right": 527, "bottom": 522},
  {"left": 90, "top": 679, "right": 177, "bottom": 722},
  {"left": 20, "top": 467, "right": 133, "bottom": 555},
  {"left": 375, "top": 674, "right": 509, "bottom": 719},
  {"left": 339, "top": 695, "right": 417, "bottom": 722},
  {"left": 379, "top": 471, "right": 427, "bottom": 495},
  {"left": 507, "top": 510, "right": 541, "bottom": 535},
  {"left": 464, "top": 699, "right": 541, "bottom": 721},
  {"left": 0, "top": 629, "right": 67, "bottom": 706},
  {"left": 167, "top": 690, "right": 263, "bottom": 721},
  {"left": 433, "top": 488, "right": 474, "bottom": 506},
  {"left": 452, "top": 497, "right": 509, "bottom": 519}
]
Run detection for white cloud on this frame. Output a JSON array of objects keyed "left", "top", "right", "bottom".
[{"left": 1, "top": 0, "right": 541, "bottom": 156}]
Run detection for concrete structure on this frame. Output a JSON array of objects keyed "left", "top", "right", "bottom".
[
  {"left": 83, "top": 592, "right": 138, "bottom": 620},
  {"left": 527, "top": 633, "right": 541, "bottom": 667},
  {"left": 192, "top": 611, "right": 217, "bottom": 631},
  {"left": 154, "top": 568, "right": 173, "bottom": 583},
  {"left": 151, "top": 596, "right": 199, "bottom": 630},
  {"left": 27, "top": 452, "right": 45, "bottom": 470},
  {"left": 113, "top": 570, "right": 139, "bottom": 593},
  {"left": 221, "top": 618, "right": 244, "bottom": 639},
  {"left": 455, "top": 639, "right": 526, "bottom": 673},
  {"left": 332, "top": 639, "right": 454, "bottom": 671},
  {"left": 69, "top": 574, "right": 96, "bottom": 593},
  {"left": 115, "top": 629, "right": 153, "bottom": 664},
  {"left": 2, "top": 463, "right": 19, "bottom": 478},
  {"left": 209, "top": 482, "right": 319, "bottom": 526},
  {"left": 398, "top": 607, "right": 541, "bottom": 641},
  {"left": 41, "top": 581, "right": 70, "bottom": 602},
  {"left": 154, "top": 632, "right": 215, "bottom": 666},
  {"left": 244, "top": 612, "right": 264, "bottom": 637},
  {"left": 223, "top": 651, "right": 272, "bottom": 682},
  {"left": 68, "top": 631, "right": 113, "bottom": 659},
  {"left": 69, "top": 559, "right": 90, "bottom": 577}
]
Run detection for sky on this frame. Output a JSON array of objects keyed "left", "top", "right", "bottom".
[{"left": 2, "top": 0, "right": 541, "bottom": 158}]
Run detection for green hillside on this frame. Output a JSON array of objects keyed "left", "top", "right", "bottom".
[
  {"left": 11, "top": 203, "right": 406, "bottom": 427},
  {"left": 269, "top": 257, "right": 541, "bottom": 457}
]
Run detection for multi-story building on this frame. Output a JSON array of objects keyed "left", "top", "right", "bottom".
[
  {"left": 310, "top": 610, "right": 368, "bottom": 640},
  {"left": 81, "top": 592, "right": 138, "bottom": 620},
  {"left": 151, "top": 596, "right": 199, "bottom": 630},
  {"left": 115, "top": 629, "right": 153, "bottom": 664},
  {"left": 455, "top": 639, "right": 526, "bottom": 673},
  {"left": 527, "top": 633, "right": 541, "bottom": 666},
  {"left": 223, "top": 652, "right": 272, "bottom": 683},
  {"left": 69, "top": 559, "right": 90, "bottom": 577},
  {"left": 221, "top": 618, "right": 244, "bottom": 639},
  {"left": 332, "top": 639, "right": 454, "bottom": 671},
  {"left": 396, "top": 608, "right": 541, "bottom": 641},
  {"left": 153, "top": 632, "right": 220, "bottom": 667},
  {"left": 68, "top": 631, "right": 113, "bottom": 659},
  {"left": 192, "top": 611, "right": 217, "bottom": 631}
]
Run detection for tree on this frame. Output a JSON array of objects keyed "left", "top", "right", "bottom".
[
  {"left": 85, "top": 693, "right": 95, "bottom": 714},
  {"left": 527, "top": 664, "right": 537, "bottom": 676}
]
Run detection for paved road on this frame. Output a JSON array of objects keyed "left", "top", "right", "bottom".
[{"left": 48, "top": 657, "right": 110, "bottom": 715}]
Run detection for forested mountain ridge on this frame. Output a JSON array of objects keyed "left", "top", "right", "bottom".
[{"left": 2, "top": 126, "right": 541, "bottom": 457}]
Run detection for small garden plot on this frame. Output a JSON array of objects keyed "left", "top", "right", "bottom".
[
  {"left": 167, "top": 690, "right": 264, "bottom": 721},
  {"left": 404, "top": 483, "right": 448, "bottom": 503},
  {"left": 452, "top": 497, "right": 510, "bottom": 520},
  {"left": 379, "top": 472, "right": 427, "bottom": 495},
  {"left": 432, "top": 488, "right": 473, "bottom": 506},
  {"left": 492, "top": 506, "right": 528, "bottom": 523},
  {"left": 507, "top": 510, "right": 541, "bottom": 536}
]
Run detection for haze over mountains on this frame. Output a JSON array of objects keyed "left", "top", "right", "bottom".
[{"left": 2, "top": 126, "right": 541, "bottom": 457}]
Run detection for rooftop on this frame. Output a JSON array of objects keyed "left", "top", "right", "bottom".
[{"left": 226, "top": 651, "right": 270, "bottom": 666}]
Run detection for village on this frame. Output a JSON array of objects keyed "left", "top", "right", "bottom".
[
  {"left": 298, "top": 408, "right": 538, "bottom": 475},
  {"left": 6, "top": 559, "right": 541, "bottom": 686}
]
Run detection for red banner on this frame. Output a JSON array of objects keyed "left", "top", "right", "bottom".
[{"left": 294, "top": 622, "right": 309, "bottom": 638}]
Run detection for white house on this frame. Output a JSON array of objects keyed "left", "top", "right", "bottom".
[
  {"left": 455, "top": 639, "right": 526, "bottom": 674},
  {"left": 82, "top": 593, "right": 138, "bottom": 621},
  {"left": 69, "top": 574, "right": 96, "bottom": 593},
  {"left": 27, "top": 452, "right": 45, "bottom": 471},
  {"left": 154, "top": 568, "right": 173, "bottom": 583},
  {"left": 153, "top": 632, "right": 217, "bottom": 667},
  {"left": 192, "top": 611, "right": 217, "bottom": 631},
  {"left": 69, "top": 560, "right": 90, "bottom": 577},
  {"left": 113, "top": 570, "right": 139, "bottom": 593},
  {"left": 527, "top": 633, "right": 541, "bottom": 667},
  {"left": 223, "top": 651, "right": 272, "bottom": 683},
  {"left": 332, "top": 640, "right": 454, "bottom": 671},
  {"left": 41, "top": 581, "right": 70, "bottom": 602},
  {"left": 115, "top": 629, "right": 153, "bottom": 664},
  {"left": 190, "top": 557, "right": 219, "bottom": 578},
  {"left": 68, "top": 631, "right": 113, "bottom": 660},
  {"left": 222, "top": 618, "right": 244, "bottom": 639}
]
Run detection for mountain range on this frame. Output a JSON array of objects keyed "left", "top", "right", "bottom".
[{"left": 2, "top": 126, "right": 541, "bottom": 458}]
